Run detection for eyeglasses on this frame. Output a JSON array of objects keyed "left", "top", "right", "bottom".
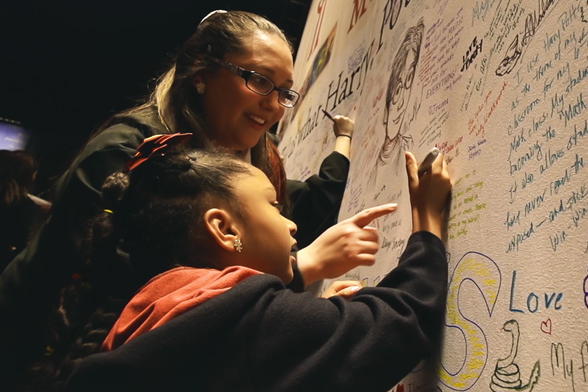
[{"left": 207, "top": 56, "right": 300, "bottom": 108}]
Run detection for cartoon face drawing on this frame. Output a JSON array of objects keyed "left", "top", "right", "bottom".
[
  {"left": 388, "top": 50, "right": 417, "bottom": 130},
  {"left": 383, "top": 18, "right": 423, "bottom": 137},
  {"left": 372, "top": 18, "right": 424, "bottom": 175}
]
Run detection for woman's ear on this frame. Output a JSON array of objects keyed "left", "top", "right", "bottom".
[
  {"left": 195, "top": 83, "right": 206, "bottom": 94},
  {"left": 203, "top": 208, "right": 242, "bottom": 252},
  {"left": 193, "top": 71, "right": 208, "bottom": 94}
]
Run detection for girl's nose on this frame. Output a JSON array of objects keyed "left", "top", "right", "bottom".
[{"left": 285, "top": 217, "right": 297, "bottom": 236}]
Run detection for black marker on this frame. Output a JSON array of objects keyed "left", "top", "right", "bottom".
[
  {"left": 322, "top": 109, "right": 335, "bottom": 122},
  {"left": 417, "top": 147, "right": 440, "bottom": 176}
]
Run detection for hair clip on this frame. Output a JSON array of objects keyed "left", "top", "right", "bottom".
[
  {"left": 104, "top": 209, "right": 113, "bottom": 214},
  {"left": 126, "top": 133, "right": 193, "bottom": 172},
  {"left": 44, "top": 345, "right": 55, "bottom": 357},
  {"left": 199, "top": 10, "right": 227, "bottom": 27}
]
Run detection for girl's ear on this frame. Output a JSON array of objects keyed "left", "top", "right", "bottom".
[{"left": 203, "top": 208, "right": 242, "bottom": 253}]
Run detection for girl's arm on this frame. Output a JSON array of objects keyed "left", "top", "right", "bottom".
[
  {"left": 65, "top": 152, "right": 452, "bottom": 392},
  {"left": 64, "top": 231, "right": 447, "bottom": 392}
]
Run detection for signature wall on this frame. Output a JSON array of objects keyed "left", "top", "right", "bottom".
[{"left": 278, "top": 0, "right": 588, "bottom": 390}]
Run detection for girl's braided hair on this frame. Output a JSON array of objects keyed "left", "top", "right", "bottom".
[{"left": 23, "top": 147, "right": 252, "bottom": 391}]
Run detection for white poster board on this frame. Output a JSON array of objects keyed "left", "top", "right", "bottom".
[{"left": 278, "top": 0, "right": 588, "bottom": 390}]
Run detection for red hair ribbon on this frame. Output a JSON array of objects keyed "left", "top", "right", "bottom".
[{"left": 126, "top": 133, "right": 193, "bottom": 172}]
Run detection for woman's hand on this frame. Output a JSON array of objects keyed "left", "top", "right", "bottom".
[
  {"left": 332, "top": 115, "right": 354, "bottom": 138},
  {"left": 332, "top": 115, "right": 354, "bottom": 159},
  {"left": 405, "top": 151, "right": 452, "bottom": 240},
  {"left": 296, "top": 203, "right": 397, "bottom": 285},
  {"left": 322, "top": 280, "right": 362, "bottom": 299}
]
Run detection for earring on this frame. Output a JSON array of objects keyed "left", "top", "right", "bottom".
[
  {"left": 196, "top": 82, "right": 206, "bottom": 94},
  {"left": 233, "top": 239, "right": 243, "bottom": 253}
]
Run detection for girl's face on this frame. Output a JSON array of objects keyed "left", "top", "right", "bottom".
[
  {"left": 232, "top": 167, "right": 297, "bottom": 283},
  {"left": 201, "top": 31, "right": 294, "bottom": 152}
]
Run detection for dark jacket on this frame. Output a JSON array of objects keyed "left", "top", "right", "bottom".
[
  {"left": 66, "top": 232, "right": 448, "bottom": 392},
  {"left": 0, "top": 196, "right": 45, "bottom": 272},
  {"left": 0, "top": 110, "right": 349, "bottom": 388},
  {"left": 287, "top": 151, "right": 349, "bottom": 249},
  {"left": 0, "top": 111, "right": 164, "bottom": 388}
]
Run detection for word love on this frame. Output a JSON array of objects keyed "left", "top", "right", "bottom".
[{"left": 509, "top": 271, "right": 564, "bottom": 313}]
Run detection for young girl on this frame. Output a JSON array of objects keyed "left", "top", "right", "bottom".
[
  {"left": 1, "top": 13, "right": 362, "bottom": 381},
  {"left": 25, "top": 134, "right": 451, "bottom": 391}
]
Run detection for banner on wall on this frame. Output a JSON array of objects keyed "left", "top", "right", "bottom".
[{"left": 279, "top": 0, "right": 588, "bottom": 391}]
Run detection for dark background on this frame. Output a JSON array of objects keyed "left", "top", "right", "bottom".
[{"left": 0, "top": 0, "right": 311, "bottom": 195}]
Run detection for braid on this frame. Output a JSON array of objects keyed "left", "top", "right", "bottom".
[
  {"left": 63, "top": 297, "right": 128, "bottom": 373},
  {"left": 22, "top": 285, "right": 130, "bottom": 391},
  {"left": 24, "top": 147, "right": 253, "bottom": 390},
  {"left": 24, "top": 147, "right": 251, "bottom": 391},
  {"left": 22, "top": 172, "right": 136, "bottom": 391}
]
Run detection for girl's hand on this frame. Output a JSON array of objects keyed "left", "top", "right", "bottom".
[
  {"left": 322, "top": 280, "right": 362, "bottom": 299},
  {"left": 405, "top": 151, "right": 452, "bottom": 240},
  {"left": 296, "top": 203, "right": 398, "bottom": 285}
]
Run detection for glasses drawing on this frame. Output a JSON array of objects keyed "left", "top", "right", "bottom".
[
  {"left": 207, "top": 56, "right": 300, "bottom": 108},
  {"left": 368, "top": 19, "right": 425, "bottom": 189}
]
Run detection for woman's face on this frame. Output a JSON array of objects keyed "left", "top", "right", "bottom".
[{"left": 201, "top": 31, "right": 294, "bottom": 151}]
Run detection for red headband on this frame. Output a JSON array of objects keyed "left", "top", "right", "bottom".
[{"left": 125, "top": 133, "right": 193, "bottom": 172}]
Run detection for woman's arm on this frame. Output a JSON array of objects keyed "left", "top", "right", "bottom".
[{"left": 331, "top": 115, "right": 354, "bottom": 159}]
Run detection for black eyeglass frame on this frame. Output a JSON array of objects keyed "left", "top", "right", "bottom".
[{"left": 207, "top": 56, "right": 300, "bottom": 108}]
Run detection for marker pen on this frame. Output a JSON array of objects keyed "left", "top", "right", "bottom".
[
  {"left": 417, "top": 147, "right": 440, "bottom": 176},
  {"left": 322, "top": 109, "right": 335, "bottom": 122}
]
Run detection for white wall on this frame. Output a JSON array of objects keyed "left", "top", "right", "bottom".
[{"left": 279, "top": 0, "right": 588, "bottom": 390}]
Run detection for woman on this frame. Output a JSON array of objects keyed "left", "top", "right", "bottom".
[
  {"left": 0, "top": 10, "right": 366, "bottom": 387},
  {"left": 0, "top": 150, "right": 50, "bottom": 271}
]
